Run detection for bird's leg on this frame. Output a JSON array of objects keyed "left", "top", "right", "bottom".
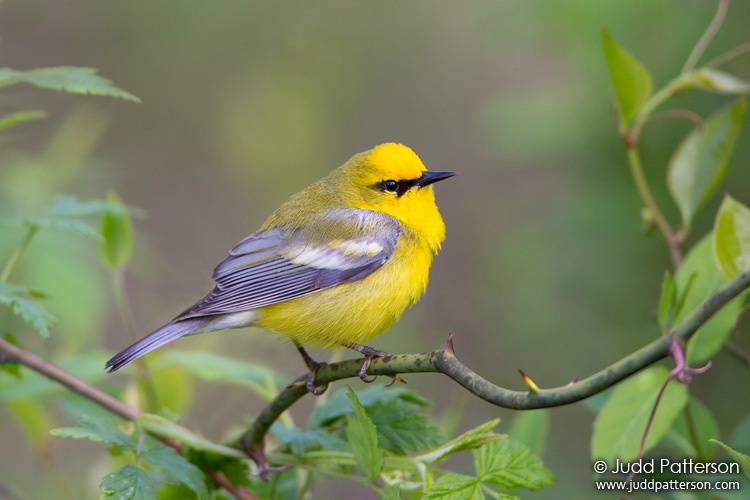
[
  {"left": 343, "top": 342, "right": 390, "bottom": 383},
  {"left": 294, "top": 342, "right": 328, "bottom": 395}
]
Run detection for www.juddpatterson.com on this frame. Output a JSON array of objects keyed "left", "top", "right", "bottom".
[{"left": 593, "top": 459, "right": 741, "bottom": 493}]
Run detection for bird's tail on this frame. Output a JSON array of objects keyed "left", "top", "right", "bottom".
[{"left": 105, "top": 317, "right": 209, "bottom": 372}]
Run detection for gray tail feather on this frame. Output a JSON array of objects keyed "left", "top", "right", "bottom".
[{"left": 105, "top": 317, "right": 209, "bottom": 372}]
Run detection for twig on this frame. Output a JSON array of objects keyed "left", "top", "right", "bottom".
[
  {"left": 682, "top": 0, "right": 729, "bottom": 73},
  {"left": 0, "top": 337, "right": 255, "bottom": 500}
]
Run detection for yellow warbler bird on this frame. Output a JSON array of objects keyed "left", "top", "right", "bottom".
[{"left": 105, "top": 143, "right": 454, "bottom": 393}]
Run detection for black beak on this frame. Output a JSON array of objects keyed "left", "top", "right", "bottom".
[{"left": 415, "top": 171, "right": 457, "bottom": 188}]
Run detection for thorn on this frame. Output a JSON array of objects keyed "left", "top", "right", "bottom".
[
  {"left": 519, "top": 370, "right": 540, "bottom": 393},
  {"left": 384, "top": 374, "right": 407, "bottom": 387},
  {"left": 566, "top": 377, "right": 578, "bottom": 386},
  {"left": 443, "top": 332, "right": 455, "bottom": 356}
]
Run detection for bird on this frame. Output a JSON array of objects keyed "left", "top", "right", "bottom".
[{"left": 105, "top": 143, "right": 455, "bottom": 394}]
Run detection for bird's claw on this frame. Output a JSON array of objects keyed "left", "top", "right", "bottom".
[{"left": 306, "top": 361, "right": 328, "bottom": 395}]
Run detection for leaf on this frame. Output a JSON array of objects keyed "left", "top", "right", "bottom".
[
  {"left": 475, "top": 439, "right": 554, "bottom": 491},
  {"left": 136, "top": 413, "right": 245, "bottom": 459},
  {"left": 100, "top": 192, "right": 133, "bottom": 269},
  {"left": 0, "top": 283, "right": 56, "bottom": 337},
  {"left": 689, "top": 68, "right": 750, "bottom": 95},
  {"left": 270, "top": 423, "right": 348, "bottom": 456},
  {"left": 601, "top": 27, "right": 653, "bottom": 124},
  {"left": 663, "top": 397, "right": 719, "bottom": 461},
  {"left": 1, "top": 332, "right": 21, "bottom": 378},
  {"left": 423, "top": 473, "right": 486, "bottom": 500},
  {"left": 0, "top": 66, "right": 140, "bottom": 102},
  {"left": 140, "top": 442, "right": 209, "bottom": 499},
  {"left": 0, "top": 109, "right": 47, "bottom": 133},
  {"left": 592, "top": 367, "right": 688, "bottom": 463},
  {"left": 714, "top": 195, "right": 750, "bottom": 279},
  {"left": 667, "top": 99, "right": 746, "bottom": 227},
  {"left": 366, "top": 398, "right": 446, "bottom": 455},
  {"left": 508, "top": 410, "right": 550, "bottom": 457},
  {"left": 412, "top": 419, "right": 503, "bottom": 464},
  {"left": 377, "top": 483, "right": 401, "bottom": 500},
  {"left": 100, "top": 464, "right": 155, "bottom": 500},
  {"left": 50, "top": 415, "right": 135, "bottom": 451},
  {"left": 344, "top": 387, "right": 384, "bottom": 479},
  {"left": 711, "top": 440, "right": 750, "bottom": 479},
  {"left": 310, "top": 385, "right": 429, "bottom": 428},
  {"left": 675, "top": 235, "right": 744, "bottom": 364}
]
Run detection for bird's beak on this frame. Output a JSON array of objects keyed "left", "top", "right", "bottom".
[{"left": 416, "top": 171, "right": 457, "bottom": 188}]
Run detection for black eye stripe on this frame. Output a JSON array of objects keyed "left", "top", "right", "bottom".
[{"left": 375, "top": 179, "right": 419, "bottom": 197}]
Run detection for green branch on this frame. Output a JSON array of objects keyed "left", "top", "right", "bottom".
[{"left": 235, "top": 269, "right": 750, "bottom": 457}]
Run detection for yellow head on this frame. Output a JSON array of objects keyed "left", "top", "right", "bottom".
[{"left": 336, "top": 143, "right": 455, "bottom": 251}]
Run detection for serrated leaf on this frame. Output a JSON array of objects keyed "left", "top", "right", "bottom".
[
  {"left": 50, "top": 415, "right": 135, "bottom": 451},
  {"left": 100, "top": 464, "right": 155, "bottom": 500},
  {"left": 310, "top": 385, "right": 428, "bottom": 428},
  {"left": 690, "top": 68, "right": 750, "bottom": 95},
  {"left": 714, "top": 195, "right": 750, "bottom": 279},
  {"left": 423, "top": 473, "right": 485, "bottom": 500},
  {"left": 601, "top": 27, "right": 653, "bottom": 123},
  {"left": 508, "top": 410, "right": 550, "bottom": 457},
  {"left": 0, "top": 283, "right": 56, "bottom": 337},
  {"left": 100, "top": 192, "right": 133, "bottom": 269},
  {"left": 592, "top": 367, "right": 688, "bottom": 463},
  {"left": 377, "top": 483, "right": 401, "bottom": 500},
  {"left": 345, "top": 387, "right": 384, "bottom": 479},
  {"left": 0, "top": 109, "right": 47, "bottom": 133},
  {"left": 412, "top": 419, "right": 503, "bottom": 464},
  {"left": 475, "top": 439, "right": 554, "bottom": 491},
  {"left": 711, "top": 440, "right": 750, "bottom": 479},
  {"left": 675, "top": 236, "right": 743, "bottom": 364},
  {"left": 0, "top": 67, "right": 140, "bottom": 102},
  {"left": 367, "top": 398, "right": 446, "bottom": 455},
  {"left": 270, "top": 423, "right": 348, "bottom": 456},
  {"left": 664, "top": 397, "right": 718, "bottom": 461},
  {"left": 140, "top": 442, "right": 209, "bottom": 499},
  {"left": 667, "top": 99, "right": 746, "bottom": 227}
]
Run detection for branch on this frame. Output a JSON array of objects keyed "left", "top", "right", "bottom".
[
  {"left": 236, "top": 269, "right": 750, "bottom": 457},
  {"left": 0, "top": 337, "right": 256, "bottom": 500}
]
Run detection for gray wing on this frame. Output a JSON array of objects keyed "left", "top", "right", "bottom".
[{"left": 176, "top": 209, "right": 400, "bottom": 319}]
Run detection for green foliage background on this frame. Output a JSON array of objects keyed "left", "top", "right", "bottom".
[{"left": 1, "top": 0, "right": 750, "bottom": 498}]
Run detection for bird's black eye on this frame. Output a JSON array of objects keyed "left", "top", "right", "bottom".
[{"left": 383, "top": 180, "right": 399, "bottom": 193}]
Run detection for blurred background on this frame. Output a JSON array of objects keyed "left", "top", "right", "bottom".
[{"left": 1, "top": 0, "right": 749, "bottom": 498}]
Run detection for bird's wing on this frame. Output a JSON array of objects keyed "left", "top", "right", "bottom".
[{"left": 176, "top": 209, "right": 400, "bottom": 319}]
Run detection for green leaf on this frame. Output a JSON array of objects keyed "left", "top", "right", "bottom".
[
  {"left": 423, "top": 473, "right": 486, "bottom": 500},
  {"left": 0, "top": 283, "right": 56, "bottom": 337},
  {"left": 711, "top": 440, "right": 750, "bottom": 479},
  {"left": 675, "top": 235, "right": 744, "bottom": 364},
  {"left": 689, "top": 68, "right": 750, "bottom": 95},
  {"left": 592, "top": 367, "right": 688, "bottom": 463},
  {"left": 475, "top": 439, "right": 554, "bottom": 491},
  {"left": 270, "top": 423, "right": 348, "bottom": 456},
  {"left": 658, "top": 271, "right": 676, "bottom": 331},
  {"left": 366, "top": 398, "right": 446, "bottom": 455},
  {"left": 310, "top": 385, "right": 429, "bottom": 428},
  {"left": 0, "top": 66, "right": 140, "bottom": 102},
  {"left": 508, "top": 410, "right": 550, "bottom": 457},
  {"left": 412, "top": 419, "right": 503, "bottom": 464},
  {"left": 667, "top": 99, "right": 746, "bottom": 227},
  {"left": 664, "top": 397, "right": 718, "bottom": 461},
  {"left": 100, "top": 192, "right": 133, "bottom": 269},
  {"left": 140, "top": 442, "right": 209, "bottom": 499},
  {"left": 1, "top": 332, "right": 21, "bottom": 378},
  {"left": 50, "top": 415, "right": 136, "bottom": 451},
  {"left": 100, "top": 464, "right": 155, "bottom": 500},
  {"left": 714, "top": 195, "right": 750, "bottom": 279},
  {"left": 601, "top": 27, "right": 653, "bottom": 124},
  {"left": 377, "top": 483, "right": 401, "bottom": 500},
  {"left": 344, "top": 387, "right": 384, "bottom": 479},
  {"left": 0, "top": 109, "right": 47, "bottom": 133}
]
